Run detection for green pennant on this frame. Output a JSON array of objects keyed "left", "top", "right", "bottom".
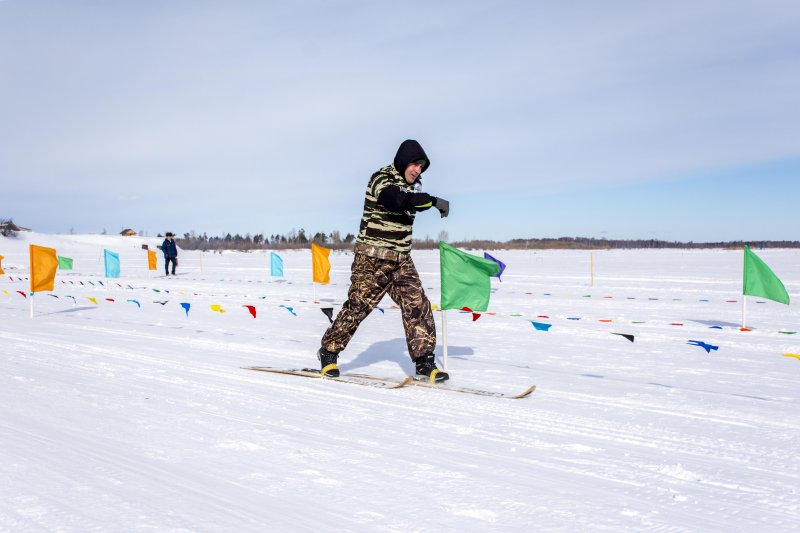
[
  {"left": 743, "top": 246, "right": 789, "bottom": 304},
  {"left": 439, "top": 241, "right": 501, "bottom": 312},
  {"left": 57, "top": 256, "right": 73, "bottom": 270}
]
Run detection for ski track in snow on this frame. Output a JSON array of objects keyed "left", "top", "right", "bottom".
[{"left": 1, "top": 235, "right": 799, "bottom": 531}]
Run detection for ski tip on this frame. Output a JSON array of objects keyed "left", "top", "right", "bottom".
[{"left": 514, "top": 385, "right": 537, "bottom": 399}]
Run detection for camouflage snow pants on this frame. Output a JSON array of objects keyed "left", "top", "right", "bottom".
[{"left": 321, "top": 251, "right": 436, "bottom": 361}]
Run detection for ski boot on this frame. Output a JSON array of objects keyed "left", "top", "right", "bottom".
[
  {"left": 317, "top": 347, "right": 340, "bottom": 377},
  {"left": 415, "top": 354, "right": 449, "bottom": 383}
]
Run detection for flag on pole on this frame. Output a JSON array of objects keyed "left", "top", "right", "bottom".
[
  {"left": 311, "top": 243, "right": 331, "bottom": 284},
  {"left": 0, "top": 255, "right": 4, "bottom": 275},
  {"left": 483, "top": 252, "right": 506, "bottom": 281},
  {"left": 104, "top": 249, "right": 121, "bottom": 278},
  {"left": 439, "top": 241, "right": 501, "bottom": 312},
  {"left": 270, "top": 251, "right": 284, "bottom": 277},
  {"left": 147, "top": 250, "right": 157, "bottom": 270},
  {"left": 57, "top": 256, "right": 73, "bottom": 270},
  {"left": 30, "top": 245, "right": 59, "bottom": 292},
  {"left": 743, "top": 245, "right": 789, "bottom": 304}
]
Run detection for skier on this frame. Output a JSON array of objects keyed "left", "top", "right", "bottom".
[
  {"left": 162, "top": 232, "right": 178, "bottom": 276},
  {"left": 317, "top": 139, "right": 451, "bottom": 381}
]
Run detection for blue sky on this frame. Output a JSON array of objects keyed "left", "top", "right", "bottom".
[{"left": 1, "top": 1, "right": 799, "bottom": 242}]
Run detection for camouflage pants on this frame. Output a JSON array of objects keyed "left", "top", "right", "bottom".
[{"left": 321, "top": 252, "right": 436, "bottom": 361}]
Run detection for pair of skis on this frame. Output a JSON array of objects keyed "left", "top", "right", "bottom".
[{"left": 244, "top": 367, "right": 536, "bottom": 399}]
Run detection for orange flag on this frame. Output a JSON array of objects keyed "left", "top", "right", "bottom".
[
  {"left": 0, "top": 255, "right": 4, "bottom": 275},
  {"left": 311, "top": 243, "right": 331, "bottom": 284},
  {"left": 147, "top": 250, "right": 157, "bottom": 270},
  {"left": 30, "top": 245, "right": 58, "bottom": 292}
]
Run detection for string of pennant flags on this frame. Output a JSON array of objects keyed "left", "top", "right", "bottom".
[
  {"left": 3, "top": 242, "right": 797, "bottom": 361},
  {"left": 3, "top": 275, "right": 795, "bottom": 331}
]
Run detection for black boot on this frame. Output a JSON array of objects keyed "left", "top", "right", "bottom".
[
  {"left": 415, "top": 354, "right": 449, "bottom": 383},
  {"left": 317, "top": 347, "right": 339, "bottom": 377}
]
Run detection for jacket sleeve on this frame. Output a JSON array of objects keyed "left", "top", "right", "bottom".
[{"left": 377, "top": 186, "right": 436, "bottom": 212}]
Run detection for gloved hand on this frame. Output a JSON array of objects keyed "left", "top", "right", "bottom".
[{"left": 434, "top": 197, "right": 449, "bottom": 218}]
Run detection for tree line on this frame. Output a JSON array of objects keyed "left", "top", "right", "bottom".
[{"left": 168, "top": 230, "right": 800, "bottom": 251}]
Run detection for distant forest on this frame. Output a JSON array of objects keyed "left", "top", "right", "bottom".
[
  {"left": 167, "top": 229, "right": 800, "bottom": 251},
  {"left": 1, "top": 218, "right": 793, "bottom": 250}
]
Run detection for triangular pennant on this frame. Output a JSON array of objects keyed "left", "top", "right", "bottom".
[
  {"left": 612, "top": 333, "right": 635, "bottom": 343},
  {"left": 687, "top": 340, "right": 719, "bottom": 353}
]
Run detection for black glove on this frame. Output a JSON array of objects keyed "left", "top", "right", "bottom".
[{"left": 434, "top": 197, "right": 449, "bottom": 218}]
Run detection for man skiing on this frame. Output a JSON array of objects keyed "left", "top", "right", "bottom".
[
  {"left": 162, "top": 232, "right": 178, "bottom": 276},
  {"left": 317, "top": 139, "right": 451, "bottom": 382}
]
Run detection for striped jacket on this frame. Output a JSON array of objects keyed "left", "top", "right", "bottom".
[{"left": 356, "top": 164, "right": 435, "bottom": 254}]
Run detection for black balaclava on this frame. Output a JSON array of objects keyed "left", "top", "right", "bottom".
[{"left": 393, "top": 139, "right": 430, "bottom": 177}]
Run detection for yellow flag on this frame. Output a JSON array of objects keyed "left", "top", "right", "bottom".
[
  {"left": 147, "top": 250, "right": 157, "bottom": 270},
  {"left": 88, "top": 297, "right": 98, "bottom": 305},
  {"left": 311, "top": 243, "right": 331, "bottom": 284},
  {"left": 29, "top": 245, "right": 58, "bottom": 292},
  {"left": 0, "top": 255, "right": 4, "bottom": 275},
  {"left": 211, "top": 304, "right": 226, "bottom": 313}
]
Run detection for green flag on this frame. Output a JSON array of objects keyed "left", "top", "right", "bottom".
[
  {"left": 743, "top": 246, "right": 789, "bottom": 304},
  {"left": 439, "top": 241, "right": 501, "bottom": 312},
  {"left": 57, "top": 256, "right": 73, "bottom": 270}
]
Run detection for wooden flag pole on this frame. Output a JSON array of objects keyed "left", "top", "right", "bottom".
[{"left": 442, "top": 309, "right": 449, "bottom": 371}]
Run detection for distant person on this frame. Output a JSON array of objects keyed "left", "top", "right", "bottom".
[
  {"left": 317, "top": 139, "right": 451, "bottom": 381},
  {"left": 162, "top": 232, "right": 178, "bottom": 276}
]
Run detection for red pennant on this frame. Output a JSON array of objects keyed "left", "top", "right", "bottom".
[
  {"left": 460, "top": 306, "right": 481, "bottom": 322},
  {"left": 243, "top": 305, "right": 256, "bottom": 318},
  {"left": 16, "top": 290, "right": 27, "bottom": 298}
]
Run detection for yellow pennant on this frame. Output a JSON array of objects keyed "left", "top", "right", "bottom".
[
  {"left": 147, "top": 250, "right": 157, "bottom": 270},
  {"left": 783, "top": 353, "right": 800, "bottom": 360},
  {"left": 30, "top": 245, "right": 58, "bottom": 293},
  {"left": 311, "top": 243, "right": 331, "bottom": 284},
  {"left": 88, "top": 297, "right": 98, "bottom": 305},
  {"left": 211, "top": 304, "right": 226, "bottom": 313}
]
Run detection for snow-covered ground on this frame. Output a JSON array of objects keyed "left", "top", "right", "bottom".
[{"left": 1, "top": 232, "right": 799, "bottom": 532}]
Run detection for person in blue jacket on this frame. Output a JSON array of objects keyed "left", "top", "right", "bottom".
[{"left": 162, "top": 232, "right": 178, "bottom": 276}]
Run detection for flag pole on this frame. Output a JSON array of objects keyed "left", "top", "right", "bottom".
[
  {"left": 442, "top": 309, "right": 449, "bottom": 371},
  {"left": 29, "top": 292, "right": 34, "bottom": 319},
  {"left": 742, "top": 296, "right": 747, "bottom": 329}
]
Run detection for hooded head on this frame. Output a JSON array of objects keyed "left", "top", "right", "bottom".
[{"left": 393, "top": 139, "right": 430, "bottom": 179}]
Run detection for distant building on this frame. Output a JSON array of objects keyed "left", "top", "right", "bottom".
[{"left": 120, "top": 229, "right": 137, "bottom": 236}]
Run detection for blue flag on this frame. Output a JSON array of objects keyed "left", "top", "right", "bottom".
[
  {"left": 483, "top": 252, "right": 506, "bottom": 281},
  {"left": 104, "top": 249, "right": 120, "bottom": 278},
  {"left": 270, "top": 252, "right": 284, "bottom": 277}
]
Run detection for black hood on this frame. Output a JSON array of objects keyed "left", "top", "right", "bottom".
[{"left": 393, "top": 139, "right": 430, "bottom": 177}]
